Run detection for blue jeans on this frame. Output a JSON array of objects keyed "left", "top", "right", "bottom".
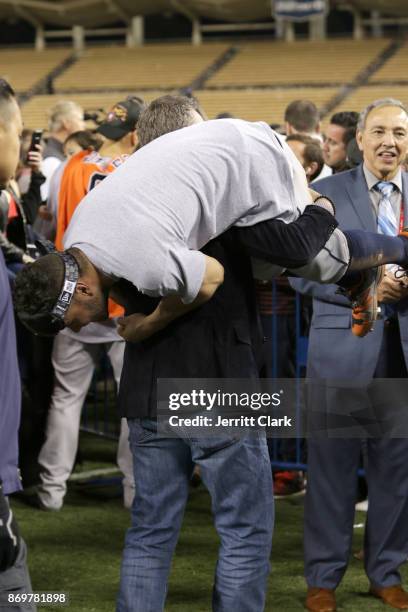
[{"left": 117, "top": 419, "right": 274, "bottom": 612}]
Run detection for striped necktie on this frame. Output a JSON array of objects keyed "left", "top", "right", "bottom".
[
  {"left": 375, "top": 181, "right": 397, "bottom": 236},
  {"left": 375, "top": 182, "right": 399, "bottom": 313}
]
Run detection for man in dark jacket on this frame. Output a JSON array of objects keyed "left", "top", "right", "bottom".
[
  {"left": 115, "top": 95, "right": 274, "bottom": 612},
  {"left": 0, "top": 78, "right": 35, "bottom": 610}
]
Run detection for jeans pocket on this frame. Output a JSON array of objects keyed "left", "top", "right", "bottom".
[
  {"left": 194, "top": 434, "right": 241, "bottom": 456},
  {"left": 128, "top": 418, "right": 157, "bottom": 446}
]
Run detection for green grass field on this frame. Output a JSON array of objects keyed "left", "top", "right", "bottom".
[{"left": 11, "top": 433, "right": 408, "bottom": 612}]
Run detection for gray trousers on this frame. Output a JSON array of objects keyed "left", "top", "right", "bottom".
[
  {"left": 38, "top": 334, "right": 134, "bottom": 509},
  {"left": 305, "top": 326, "right": 408, "bottom": 589},
  {"left": 305, "top": 436, "right": 408, "bottom": 589}
]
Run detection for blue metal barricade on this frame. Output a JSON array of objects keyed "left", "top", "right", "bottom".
[{"left": 260, "top": 278, "right": 309, "bottom": 472}]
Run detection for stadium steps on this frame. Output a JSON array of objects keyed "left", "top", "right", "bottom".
[
  {"left": 190, "top": 38, "right": 405, "bottom": 123},
  {"left": 183, "top": 45, "right": 240, "bottom": 92},
  {"left": 0, "top": 48, "right": 73, "bottom": 95},
  {"left": 19, "top": 52, "right": 78, "bottom": 105},
  {"left": 53, "top": 43, "right": 230, "bottom": 92},
  {"left": 320, "top": 37, "right": 406, "bottom": 118},
  {"left": 204, "top": 39, "right": 391, "bottom": 88},
  {"left": 21, "top": 43, "right": 242, "bottom": 127},
  {"left": 18, "top": 37, "right": 408, "bottom": 129},
  {"left": 369, "top": 40, "right": 408, "bottom": 83}
]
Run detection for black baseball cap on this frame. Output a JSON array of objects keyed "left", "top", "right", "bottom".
[{"left": 96, "top": 96, "right": 145, "bottom": 141}]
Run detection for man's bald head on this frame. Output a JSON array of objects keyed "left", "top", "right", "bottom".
[{"left": 0, "top": 79, "right": 23, "bottom": 189}]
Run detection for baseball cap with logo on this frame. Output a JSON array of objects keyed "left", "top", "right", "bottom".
[{"left": 96, "top": 96, "right": 145, "bottom": 141}]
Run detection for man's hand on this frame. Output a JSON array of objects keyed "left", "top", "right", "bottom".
[
  {"left": 37, "top": 204, "right": 53, "bottom": 221},
  {"left": 309, "top": 188, "right": 321, "bottom": 200},
  {"left": 377, "top": 270, "right": 408, "bottom": 303},
  {"left": 26, "top": 144, "right": 43, "bottom": 174},
  {"left": 116, "top": 254, "right": 224, "bottom": 342},
  {"left": 308, "top": 188, "right": 336, "bottom": 216},
  {"left": 117, "top": 313, "right": 165, "bottom": 343}
]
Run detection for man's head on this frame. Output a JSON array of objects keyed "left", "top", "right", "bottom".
[
  {"left": 137, "top": 94, "right": 204, "bottom": 147},
  {"left": 48, "top": 101, "right": 85, "bottom": 141},
  {"left": 0, "top": 79, "right": 23, "bottom": 189},
  {"left": 323, "top": 111, "right": 359, "bottom": 171},
  {"left": 356, "top": 98, "right": 408, "bottom": 181},
  {"left": 13, "top": 248, "right": 109, "bottom": 336},
  {"left": 96, "top": 95, "right": 146, "bottom": 150},
  {"left": 286, "top": 134, "right": 324, "bottom": 183},
  {"left": 284, "top": 99, "right": 320, "bottom": 136}
]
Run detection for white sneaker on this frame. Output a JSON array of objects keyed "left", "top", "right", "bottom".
[{"left": 36, "top": 486, "right": 63, "bottom": 511}]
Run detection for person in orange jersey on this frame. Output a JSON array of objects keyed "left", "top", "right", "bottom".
[{"left": 36, "top": 96, "right": 146, "bottom": 511}]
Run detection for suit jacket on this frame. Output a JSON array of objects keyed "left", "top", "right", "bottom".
[{"left": 291, "top": 164, "right": 408, "bottom": 382}]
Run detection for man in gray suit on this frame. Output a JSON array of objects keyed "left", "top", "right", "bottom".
[{"left": 292, "top": 98, "right": 408, "bottom": 612}]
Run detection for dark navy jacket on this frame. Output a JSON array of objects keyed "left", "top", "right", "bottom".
[
  {"left": 117, "top": 232, "right": 263, "bottom": 418},
  {"left": 0, "top": 250, "right": 21, "bottom": 494}
]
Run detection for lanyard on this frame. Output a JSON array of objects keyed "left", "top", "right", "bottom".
[{"left": 399, "top": 201, "right": 405, "bottom": 233}]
